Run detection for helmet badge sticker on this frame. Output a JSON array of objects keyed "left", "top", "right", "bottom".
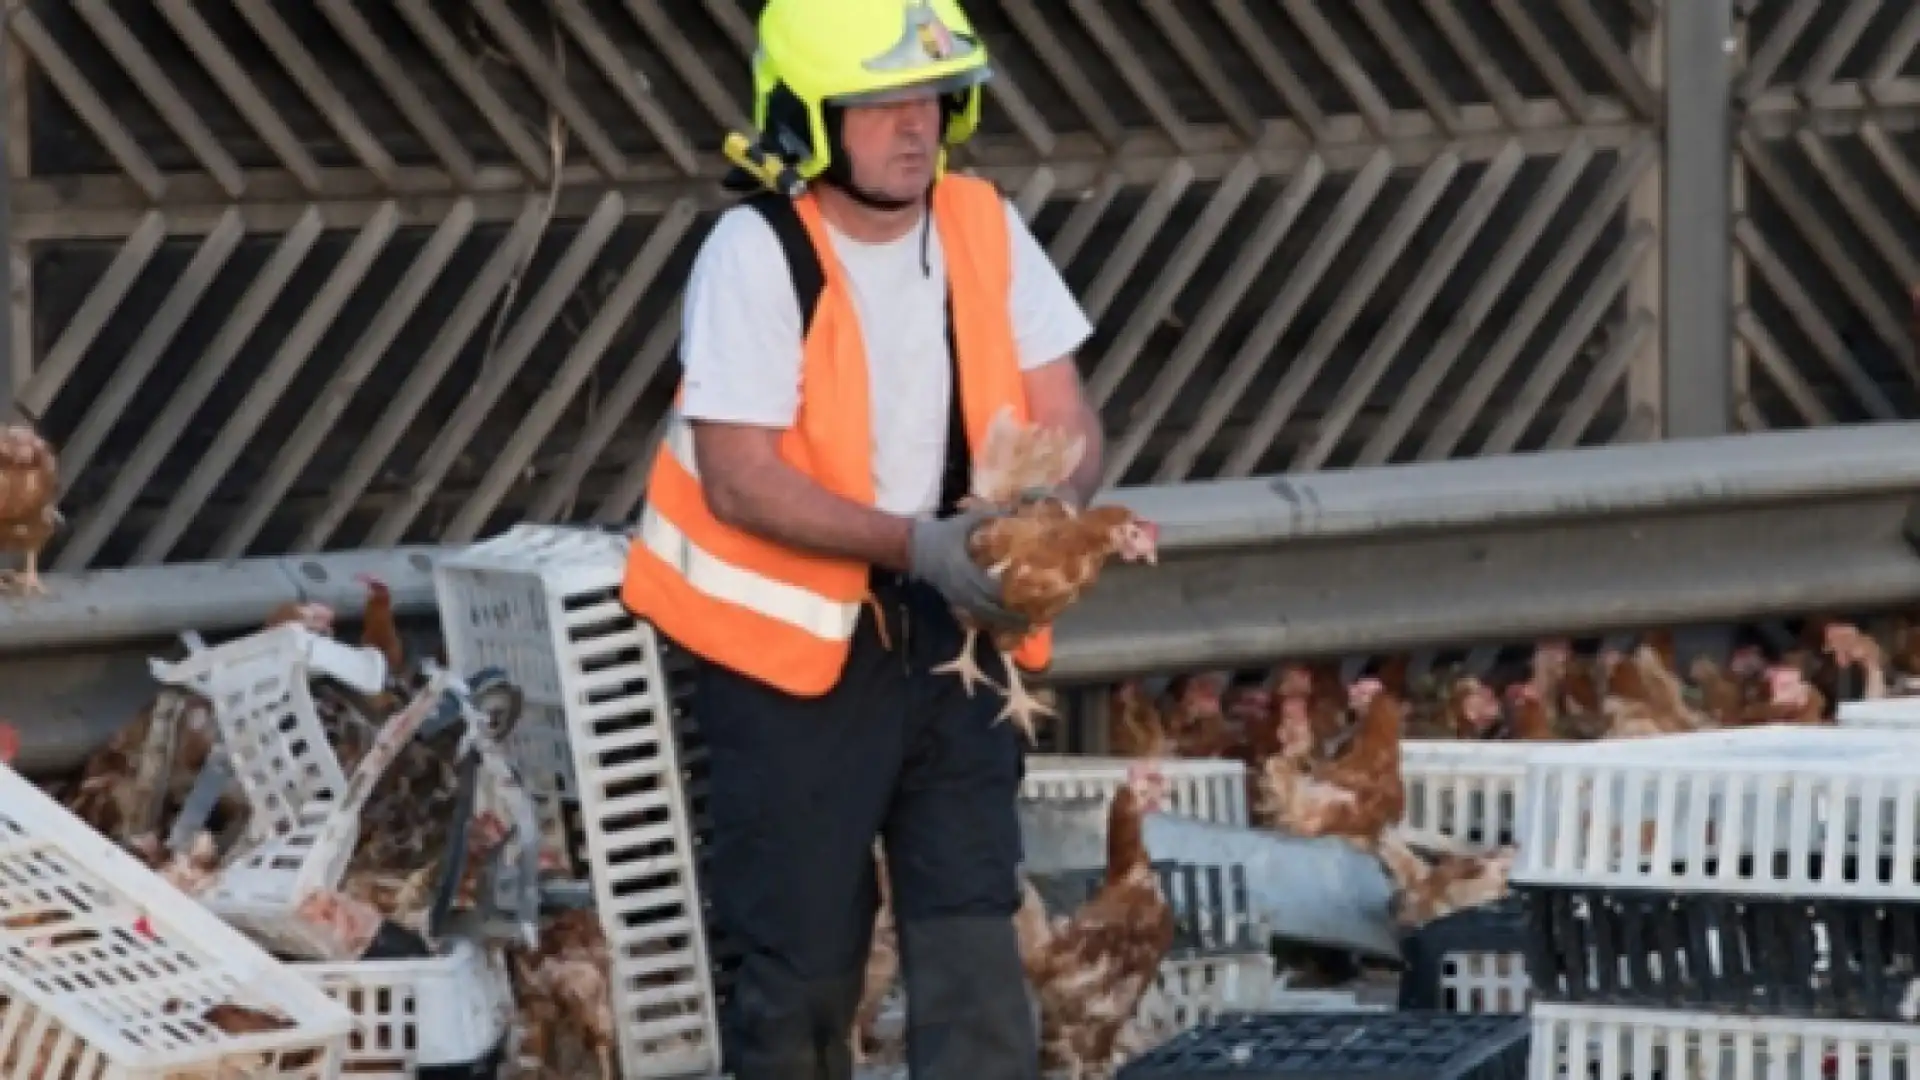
[{"left": 862, "top": 0, "right": 978, "bottom": 73}]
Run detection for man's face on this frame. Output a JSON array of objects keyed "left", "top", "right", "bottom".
[{"left": 839, "top": 95, "right": 941, "bottom": 202}]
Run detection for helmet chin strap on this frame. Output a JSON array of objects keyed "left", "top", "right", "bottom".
[{"left": 820, "top": 173, "right": 923, "bottom": 212}]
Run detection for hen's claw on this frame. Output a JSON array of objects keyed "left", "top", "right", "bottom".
[
  {"left": 932, "top": 627, "right": 1004, "bottom": 698},
  {"left": 0, "top": 562, "right": 46, "bottom": 596},
  {"left": 994, "top": 653, "right": 1052, "bottom": 745}
]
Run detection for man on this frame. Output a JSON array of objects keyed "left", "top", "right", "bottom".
[{"left": 622, "top": 0, "right": 1103, "bottom": 1076}]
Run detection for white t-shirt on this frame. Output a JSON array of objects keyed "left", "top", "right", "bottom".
[{"left": 678, "top": 196, "right": 1095, "bottom": 516}]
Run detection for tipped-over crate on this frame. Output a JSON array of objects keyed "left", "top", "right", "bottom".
[
  {"left": 1023, "top": 755, "right": 1249, "bottom": 826},
  {"left": 1530, "top": 1001, "right": 1920, "bottom": 1079},
  {"left": 1397, "top": 897, "right": 1531, "bottom": 1015},
  {"left": 149, "top": 624, "right": 392, "bottom": 961},
  {"left": 436, "top": 524, "right": 721, "bottom": 1078},
  {"left": 1513, "top": 724, "right": 1920, "bottom": 1021},
  {"left": 0, "top": 765, "right": 354, "bottom": 1079},
  {"left": 303, "top": 939, "right": 513, "bottom": 1079}
]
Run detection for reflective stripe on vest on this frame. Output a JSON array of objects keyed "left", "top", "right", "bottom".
[{"left": 638, "top": 411, "right": 861, "bottom": 642}]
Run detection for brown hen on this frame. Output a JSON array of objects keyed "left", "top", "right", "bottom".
[
  {"left": 933, "top": 409, "right": 1158, "bottom": 742},
  {"left": 0, "top": 424, "right": 59, "bottom": 595},
  {"left": 1024, "top": 763, "right": 1175, "bottom": 1078}
]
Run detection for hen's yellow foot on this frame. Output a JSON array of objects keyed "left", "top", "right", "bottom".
[
  {"left": 931, "top": 627, "right": 1004, "bottom": 698},
  {"left": 0, "top": 566, "right": 46, "bottom": 596},
  {"left": 994, "top": 653, "right": 1051, "bottom": 746}
]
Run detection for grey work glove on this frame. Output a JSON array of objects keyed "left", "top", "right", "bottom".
[{"left": 908, "top": 507, "right": 1032, "bottom": 635}]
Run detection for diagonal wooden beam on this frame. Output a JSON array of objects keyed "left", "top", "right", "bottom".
[
  {"left": 293, "top": 197, "right": 552, "bottom": 553},
  {"left": 1064, "top": 0, "right": 1194, "bottom": 151},
  {"left": 1078, "top": 161, "right": 1195, "bottom": 325},
  {"left": 1211, "top": 0, "right": 1330, "bottom": 142},
  {"left": 999, "top": 0, "right": 1126, "bottom": 148},
  {"left": 1545, "top": 309, "right": 1658, "bottom": 450},
  {"left": 1737, "top": 0, "right": 1819, "bottom": 102},
  {"left": 316, "top": 0, "right": 479, "bottom": 188},
  {"left": 473, "top": 0, "right": 628, "bottom": 179},
  {"left": 621, "top": 0, "right": 748, "bottom": 134},
  {"left": 1140, "top": 0, "right": 1262, "bottom": 142},
  {"left": 1357, "top": 137, "right": 1612, "bottom": 466},
  {"left": 549, "top": 0, "right": 702, "bottom": 174},
  {"left": 1293, "top": 143, "right": 1527, "bottom": 471},
  {"left": 1733, "top": 215, "right": 1898, "bottom": 420},
  {"left": 394, "top": 0, "right": 553, "bottom": 183},
  {"left": 55, "top": 213, "right": 245, "bottom": 499},
  {"left": 72, "top": 0, "right": 244, "bottom": 197},
  {"left": 154, "top": 0, "right": 323, "bottom": 192},
  {"left": 8, "top": 9, "right": 164, "bottom": 200},
  {"left": 59, "top": 210, "right": 324, "bottom": 571},
  {"left": 215, "top": 202, "right": 481, "bottom": 559},
  {"left": 1420, "top": 140, "right": 1658, "bottom": 459},
  {"left": 19, "top": 212, "right": 166, "bottom": 418},
  {"left": 136, "top": 205, "right": 404, "bottom": 565},
  {"left": 529, "top": 309, "right": 680, "bottom": 524},
  {"left": 1352, "top": 0, "right": 1464, "bottom": 137},
  {"left": 1281, "top": 0, "right": 1394, "bottom": 140},
  {"left": 1102, "top": 158, "right": 1326, "bottom": 487},
  {"left": 232, "top": 0, "right": 399, "bottom": 188},
  {"left": 1490, "top": 0, "right": 1593, "bottom": 123},
  {"left": 1155, "top": 151, "right": 1396, "bottom": 483},
  {"left": 1735, "top": 307, "right": 1839, "bottom": 428},
  {"left": 1482, "top": 225, "right": 1657, "bottom": 454},
  {"left": 1418, "top": 0, "right": 1528, "bottom": 130},
  {"left": 1739, "top": 131, "right": 1917, "bottom": 389},
  {"left": 1222, "top": 154, "right": 1461, "bottom": 477},
  {"left": 1555, "top": 0, "right": 1659, "bottom": 118},
  {"left": 447, "top": 200, "right": 701, "bottom": 542},
  {"left": 365, "top": 194, "right": 628, "bottom": 547},
  {"left": 1087, "top": 153, "right": 1264, "bottom": 409}
]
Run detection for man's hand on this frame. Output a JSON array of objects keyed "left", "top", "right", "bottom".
[{"left": 908, "top": 508, "right": 1031, "bottom": 634}]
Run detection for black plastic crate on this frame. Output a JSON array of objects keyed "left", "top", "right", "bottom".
[
  {"left": 1115, "top": 1011, "right": 1528, "bottom": 1080},
  {"left": 1027, "top": 860, "right": 1261, "bottom": 955},
  {"left": 1522, "top": 883, "right": 1920, "bottom": 1021},
  {"left": 1398, "top": 897, "right": 1530, "bottom": 1013}
]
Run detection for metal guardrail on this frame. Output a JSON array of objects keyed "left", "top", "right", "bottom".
[
  {"left": 1049, "top": 421, "right": 1920, "bottom": 682},
  {"left": 8, "top": 424, "right": 1920, "bottom": 665},
  {"left": 5, "top": 423, "right": 1920, "bottom": 766}
]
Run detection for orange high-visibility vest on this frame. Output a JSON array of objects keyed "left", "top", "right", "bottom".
[{"left": 623, "top": 175, "right": 1053, "bottom": 697}]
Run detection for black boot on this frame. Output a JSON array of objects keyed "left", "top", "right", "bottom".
[{"left": 899, "top": 916, "right": 1041, "bottom": 1080}]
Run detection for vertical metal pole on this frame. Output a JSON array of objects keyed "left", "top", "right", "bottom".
[
  {"left": 0, "top": 36, "right": 17, "bottom": 425},
  {"left": 1662, "top": 0, "right": 1735, "bottom": 438}
]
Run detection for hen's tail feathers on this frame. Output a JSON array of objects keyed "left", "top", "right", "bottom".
[{"left": 969, "top": 405, "right": 1086, "bottom": 505}]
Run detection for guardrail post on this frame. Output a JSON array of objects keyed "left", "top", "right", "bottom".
[
  {"left": 0, "top": 39, "right": 20, "bottom": 424},
  {"left": 1662, "top": 0, "right": 1736, "bottom": 438}
]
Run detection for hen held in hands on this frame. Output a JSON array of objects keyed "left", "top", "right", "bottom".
[{"left": 931, "top": 407, "right": 1159, "bottom": 743}]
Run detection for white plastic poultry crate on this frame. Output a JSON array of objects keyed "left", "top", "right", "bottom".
[
  {"left": 1399, "top": 738, "right": 1542, "bottom": 854},
  {"left": 435, "top": 523, "right": 721, "bottom": 1079},
  {"left": 1530, "top": 1001, "right": 1920, "bottom": 1079},
  {"left": 303, "top": 939, "right": 513, "bottom": 1079},
  {"left": 1512, "top": 724, "right": 1920, "bottom": 896},
  {"left": 1433, "top": 952, "right": 1529, "bottom": 1016},
  {"left": 1837, "top": 696, "right": 1920, "bottom": 730},
  {"left": 0, "top": 764, "right": 353, "bottom": 1079},
  {"left": 148, "top": 623, "right": 356, "bottom": 847},
  {"left": 1134, "top": 953, "right": 1275, "bottom": 1037},
  {"left": 1022, "top": 755, "right": 1248, "bottom": 826},
  {"left": 150, "top": 624, "right": 386, "bottom": 960},
  {"left": 435, "top": 526, "right": 627, "bottom": 886}
]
